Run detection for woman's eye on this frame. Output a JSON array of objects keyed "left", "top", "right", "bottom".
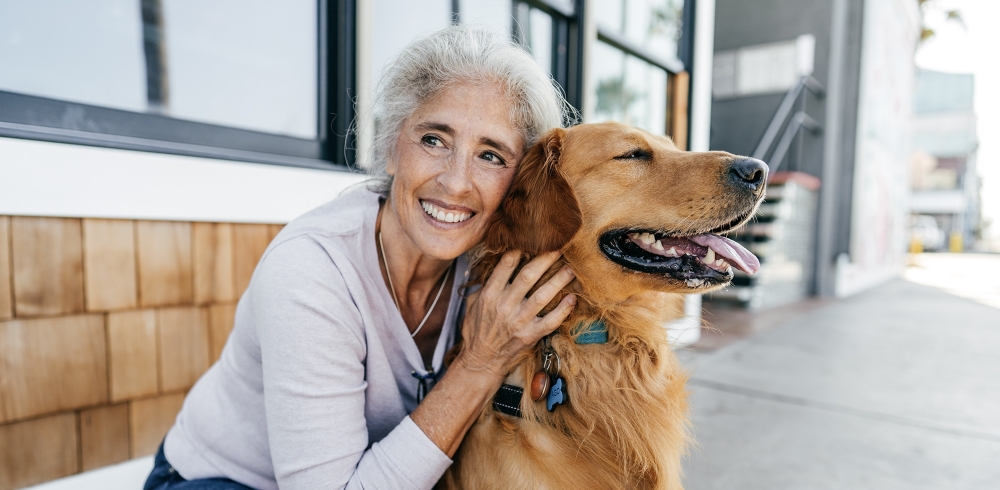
[
  {"left": 479, "top": 151, "right": 506, "bottom": 167},
  {"left": 421, "top": 135, "right": 444, "bottom": 147}
]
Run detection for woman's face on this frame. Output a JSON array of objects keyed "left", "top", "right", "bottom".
[{"left": 387, "top": 82, "right": 525, "bottom": 260}]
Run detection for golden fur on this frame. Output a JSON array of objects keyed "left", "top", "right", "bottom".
[{"left": 440, "top": 122, "right": 765, "bottom": 490}]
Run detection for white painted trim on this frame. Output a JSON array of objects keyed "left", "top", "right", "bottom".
[
  {"left": 0, "top": 137, "right": 368, "bottom": 223},
  {"left": 22, "top": 456, "right": 153, "bottom": 490},
  {"left": 679, "top": 0, "right": 716, "bottom": 340},
  {"left": 689, "top": 0, "right": 715, "bottom": 153}
]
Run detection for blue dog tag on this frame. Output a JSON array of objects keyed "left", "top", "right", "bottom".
[{"left": 547, "top": 377, "right": 565, "bottom": 411}]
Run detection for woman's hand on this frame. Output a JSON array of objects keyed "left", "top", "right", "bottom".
[
  {"left": 411, "top": 250, "right": 575, "bottom": 456},
  {"left": 454, "top": 250, "right": 577, "bottom": 379}
]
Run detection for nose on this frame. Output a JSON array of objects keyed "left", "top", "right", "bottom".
[
  {"left": 437, "top": 154, "right": 475, "bottom": 195},
  {"left": 728, "top": 157, "right": 768, "bottom": 190}
]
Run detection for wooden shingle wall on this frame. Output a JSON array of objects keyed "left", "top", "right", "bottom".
[{"left": 0, "top": 216, "right": 281, "bottom": 489}]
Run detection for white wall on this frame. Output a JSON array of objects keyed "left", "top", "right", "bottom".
[{"left": 0, "top": 137, "right": 367, "bottom": 223}]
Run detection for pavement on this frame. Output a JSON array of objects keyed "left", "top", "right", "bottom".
[{"left": 679, "top": 254, "right": 1000, "bottom": 489}]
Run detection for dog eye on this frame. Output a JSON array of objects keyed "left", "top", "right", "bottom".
[{"left": 615, "top": 149, "right": 653, "bottom": 160}]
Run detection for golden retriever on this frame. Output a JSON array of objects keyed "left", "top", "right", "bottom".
[{"left": 440, "top": 121, "right": 767, "bottom": 490}]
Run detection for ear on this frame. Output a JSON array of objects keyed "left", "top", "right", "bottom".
[{"left": 485, "top": 128, "right": 582, "bottom": 254}]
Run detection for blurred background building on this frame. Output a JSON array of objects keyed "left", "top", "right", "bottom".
[
  {"left": 0, "top": 0, "right": 985, "bottom": 488},
  {"left": 910, "top": 68, "right": 980, "bottom": 252}
]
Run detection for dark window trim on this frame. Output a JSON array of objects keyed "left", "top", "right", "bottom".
[
  {"left": 0, "top": 0, "right": 359, "bottom": 172},
  {"left": 510, "top": 0, "right": 585, "bottom": 111}
]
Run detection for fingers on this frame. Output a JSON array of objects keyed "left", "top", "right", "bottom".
[
  {"left": 482, "top": 250, "right": 521, "bottom": 295},
  {"left": 507, "top": 251, "right": 562, "bottom": 299},
  {"left": 531, "top": 293, "right": 577, "bottom": 337},
  {"left": 523, "top": 265, "right": 575, "bottom": 314}
]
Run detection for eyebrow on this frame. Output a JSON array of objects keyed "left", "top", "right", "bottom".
[
  {"left": 480, "top": 137, "right": 515, "bottom": 158},
  {"left": 413, "top": 121, "right": 455, "bottom": 135}
]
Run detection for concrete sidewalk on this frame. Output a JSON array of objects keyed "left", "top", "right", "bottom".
[{"left": 680, "top": 259, "right": 1000, "bottom": 489}]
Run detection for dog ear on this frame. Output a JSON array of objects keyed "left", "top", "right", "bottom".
[{"left": 486, "top": 128, "right": 582, "bottom": 254}]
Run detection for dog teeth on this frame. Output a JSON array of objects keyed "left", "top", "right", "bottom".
[
  {"left": 652, "top": 240, "right": 664, "bottom": 251},
  {"left": 703, "top": 249, "right": 716, "bottom": 265},
  {"left": 715, "top": 259, "right": 725, "bottom": 267},
  {"left": 666, "top": 247, "right": 678, "bottom": 257},
  {"left": 640, "top": 233, "right": 655, "bottom": 245}
]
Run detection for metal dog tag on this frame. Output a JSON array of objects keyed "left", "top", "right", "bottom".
[{"left": 547, "top": 377, "right": 565, "bottom": 411}]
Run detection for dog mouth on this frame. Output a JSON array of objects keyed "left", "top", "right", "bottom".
[{"left": 599, "top": 230, "right": 760, "bottom": 288}]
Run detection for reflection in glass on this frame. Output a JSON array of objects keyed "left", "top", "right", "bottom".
[
  {"left": 459, "top": 0, "right": 513, "bottom": 40},
  {"left": 0, "top": 0, "right": 147, "bottom": 112},
  {"left": 593, "top": 0, "right": 684, "bottom": 62},
  {"left": 590, "top": 40, "right": 667, "bottom": 135},
  {"left": 371, "top": 0, "right": 451, "bottom": 89},
  {"left": 0, "top": 0, "right": 318, "bottom": 139},
  {"left": 515, "top": 3, "right": 553, "bottom": 75},
  {"left": 162, "top": 0, "right": 317, "bottom": 139}
]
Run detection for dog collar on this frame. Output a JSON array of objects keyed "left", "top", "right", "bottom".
[
  {"left": 491, "top": 320, "right": 608, "bottom": 418},
  {"left": 573, "top": 319, "right": 608, "bottom": 344}
]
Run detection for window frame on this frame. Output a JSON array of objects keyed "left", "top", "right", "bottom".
[{"left": 0, "top": 0, "right": 357, "bottom": 171}]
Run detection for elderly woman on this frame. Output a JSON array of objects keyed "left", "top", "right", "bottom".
[{"left": 144, "top": 26, "right": 576, "bottom": 490}]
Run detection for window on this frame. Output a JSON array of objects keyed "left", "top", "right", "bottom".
[
  {"left": 0, "top": 0, "right": 693, "bottom": 169},
  {"left": 367, "top": 0, "right": 584, "bottom": 112},
  {"left": 0, "top": 0, "right": 354, "bottom": 169},
  {"left": 588, "top": 0, "right": 690, "bottom": 145}
]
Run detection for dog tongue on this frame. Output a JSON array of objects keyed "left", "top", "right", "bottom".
[{"left": 690, "top": 234, "right": 760, "bottom": 275}]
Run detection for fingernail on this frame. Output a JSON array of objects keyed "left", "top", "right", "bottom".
[
  {"left": 566, "top": 267, "right": 575, "bottom": 278},
  {"left": 567, "top": 294, "right": 577, "bottom": 305}
]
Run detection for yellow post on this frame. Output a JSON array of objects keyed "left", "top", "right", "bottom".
[
  {"left": 949, "top": 232, "right": 963, "bottom": 253},
  {"left": 909, "top": 236, "right": 923, "bottom": 254}
]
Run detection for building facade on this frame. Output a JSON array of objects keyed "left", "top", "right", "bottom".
[
  {"left": 910, "top": 68, "right": 980, "bottom": 251},
  {"left": 705, "top": 0, "right": 919, "bottom": 303}
]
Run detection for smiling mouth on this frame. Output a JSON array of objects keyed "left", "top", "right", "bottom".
[
  {"left": 599, "top": 230, "right": 760, "bottom": 288},
  {"left": 421, "top": 200, "right": 474, "bottom": 224}
]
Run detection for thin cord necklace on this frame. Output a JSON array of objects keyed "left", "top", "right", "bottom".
[{"left": 378, "top": 231, "right": 452, "bottom": 338}]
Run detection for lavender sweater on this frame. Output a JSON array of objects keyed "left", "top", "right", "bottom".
[{"left": 164, "top": 189, "right": 468, "bottom": 489}]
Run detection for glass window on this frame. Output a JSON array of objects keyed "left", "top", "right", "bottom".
[
  {"left": 370, "top": 0, "right": 452, "bottom": 89},
  {"left": 161, "top": 0, "right": 317, "bottom": 139},
  {"left": 514, "top": 2, "right": 554, "bottom": 75},
  {"left": 0, "top": 0, "right": 318, "bottom": 139},
  {"left": 0, "top": 0, "right": 148, "bottom": 112},
  {"left": 590, "top": 40, "right": 668, "bottom": 134},
  {"left": 593, "top": 0, "right": 685, "bottom": 62},
  {"left": 459, "top": 0, "right": 513, "bottom": 39}
]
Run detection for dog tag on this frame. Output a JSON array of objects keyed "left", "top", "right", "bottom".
[
  {"left": 530, "top": 371, "right": 550, "bottom": 401},
  {"left": 546, "top": 377, "right": 565, "bottom": 411}
]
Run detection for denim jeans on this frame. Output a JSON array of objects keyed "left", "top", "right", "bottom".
[{"left": 144, "top": 442, "right": 255, "bottom": 490}]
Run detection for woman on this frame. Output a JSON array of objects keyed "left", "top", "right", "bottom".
[{"left": 145, "top": 26, "right": 577, "bottom": 489}]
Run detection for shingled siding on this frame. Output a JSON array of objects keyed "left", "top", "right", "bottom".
[{"left": 0, "top": 216, "right": 282, "bottom": 490}]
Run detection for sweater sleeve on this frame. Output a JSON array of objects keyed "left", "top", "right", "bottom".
[{"left": 252, "top": 237, "right": 452, "bottom": 489}]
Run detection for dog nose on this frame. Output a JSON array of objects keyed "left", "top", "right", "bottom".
[{"left": 728, "top": 158, "right": 768, "bottom": 189}]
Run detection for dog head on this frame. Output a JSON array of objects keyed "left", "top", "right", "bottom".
[{"left": 483, "top": 121, "right": 767, "bottom": 304}]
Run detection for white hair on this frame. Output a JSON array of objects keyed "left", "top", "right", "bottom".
[{"left": 363, "top": 25, "right": 576, "bottom": 195}]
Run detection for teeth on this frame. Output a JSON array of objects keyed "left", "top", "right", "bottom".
[
  {"left": 640, "top": 233, "right": 655, "bottom": 245},
  {"left": 666, "top": 247, "right": 678, "bottom": 257},
  {"left": 652, "top": 240, "right": 664, "bottom": 251},
  {"left": 703, "top": 248, "right": 716, "bottom": 265},
  {"left": 421, "top": 200, "right": 472, "bottom": 223},
  {"left": 715, "top": 259, "right": 725, "bottom": 267}
]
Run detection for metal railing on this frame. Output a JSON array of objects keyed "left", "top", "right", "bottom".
[{"left": 753, "top": 75, "right": 825, "bottom": 174}]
